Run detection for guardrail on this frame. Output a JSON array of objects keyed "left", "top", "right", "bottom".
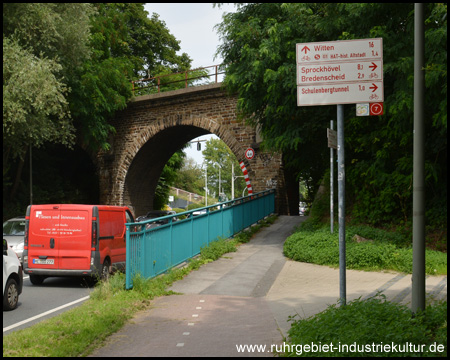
[{"left": 125, "top": 189, "right": 275, "bottom": 289}]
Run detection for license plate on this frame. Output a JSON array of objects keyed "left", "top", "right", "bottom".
[{"left": 33, "top": 258, "right": 54, "bottom": 265}]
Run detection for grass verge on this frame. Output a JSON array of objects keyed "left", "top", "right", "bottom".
[
  {"left": 281, "top": 218, "right": 447, "bottom": 357},
  {"left": 284, "top": 223, "right": 447, "bottom": 275},
  {"left": 280, "top": 295, "right": 447, "bottom": 357},
  {"left": 3, "top": 215, "right": 277, "bottom": 357}
]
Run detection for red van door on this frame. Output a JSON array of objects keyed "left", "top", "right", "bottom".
[
  {"left": 27, "top": 205, "right": 91, "bottom": 271},
  {"left": 98, "top": 208, "right": 126, "bottom": 268},
  {"left": 58, "top": 206, "right": 91, "bottom": 270},
  {"left": 27, "top": 205, "right": 61, "bottom": 270}
]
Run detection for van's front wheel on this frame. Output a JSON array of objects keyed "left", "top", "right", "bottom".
[{"left": 101, "top": 260, "right": 111, "bottom": 281}]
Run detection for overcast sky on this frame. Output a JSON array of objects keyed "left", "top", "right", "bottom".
[{"left": 143, "top": 3, "right": 237, "bottom": 165}]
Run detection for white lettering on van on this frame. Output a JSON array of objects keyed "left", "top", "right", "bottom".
[{"left": 60, "top": 215, "right": 86, "bottom": 220}]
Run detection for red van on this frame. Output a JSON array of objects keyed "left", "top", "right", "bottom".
[{"left": 23, "top": 204, "right": 134, "bottom": 285}]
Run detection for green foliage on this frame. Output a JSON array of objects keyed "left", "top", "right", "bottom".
[
  {"left": 3, "top": 3, "right": 94, "bottom": 163},
  {"left": 174, "top": 158, "right": 206, "bottom": 196},
  {"left": 200, "top": 237, "right": 237, "bottom": 261},
  {"left": 283, "top": 224, "right": 447, "bottom": 275},
  {"left": 70, "top": 3, "right": 194, "bottom": 151},
  {"left": 216, "top": 3, "right": 447, "bottom": 229},
  {"left": 3, "top": 39, "right": 75, "bottom": 162},
  {"left": 283, "top": 295, "right": 447, "bottom": 357},
  {"left": 186, "top": 203, "right": 205, "bottom": 211},
  {"left": 203, "top": 138, "right": 246, "bottom": 199},
  {"left": 153, "top": 149, "right": 186, "bottom": 209}
]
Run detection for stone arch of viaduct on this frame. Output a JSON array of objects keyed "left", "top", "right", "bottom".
[{"left": 96, "top": 83, "right": 291, "bottom": 217}]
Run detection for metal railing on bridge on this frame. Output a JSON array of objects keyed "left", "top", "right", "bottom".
[
  {"left": 125, "top": 189, "right": 275, "bottom": 289},
  {"left": 131, "top": 64, "right": 225, "bottom": 96}
]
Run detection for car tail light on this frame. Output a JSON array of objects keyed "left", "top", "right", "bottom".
[
  {"left": 91, "top": 219, "right": 98, "bottom": 249},
  {"left": 24, "top": 216, "right": 30, "bottom": 247}
]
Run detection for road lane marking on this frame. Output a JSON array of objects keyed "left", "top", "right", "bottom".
[{"left": 3, "top": 296, "right": 90, "bottom": 333}]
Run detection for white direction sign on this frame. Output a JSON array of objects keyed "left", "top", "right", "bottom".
[
  {"left": 297, "top": 60, "right": 383, "bottom": 85},
  {"left": 298, "top": 81, "right": 383, "bottom": 106},
  {"left": 296, "top": 38, "right": 383, "bottom": 106},
  {"left": 297, "top": 38, "right": 383, "bottom": 64}
]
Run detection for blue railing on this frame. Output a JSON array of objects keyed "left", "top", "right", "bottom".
[{"left": 125, "top": 189, "right": 275, "bottom": 289}]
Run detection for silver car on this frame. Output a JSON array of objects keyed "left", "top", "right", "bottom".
[{"left": 3, "top": 216, "right": 25, "bottom": 264}]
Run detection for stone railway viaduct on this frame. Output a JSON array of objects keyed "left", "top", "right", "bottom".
[{"left": 96, "top": 83, "right": 295, "bottom": 217}]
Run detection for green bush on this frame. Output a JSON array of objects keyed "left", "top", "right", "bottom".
[
  {"left": 283, "top": 296, "right": 447, "bottom": 357},
  {"left": 283, "top": 225, "right": 447, "bottom": 275}
]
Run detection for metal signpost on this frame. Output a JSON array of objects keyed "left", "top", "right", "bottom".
[
  {"left": 327, "top": 123, "right": 337, "bottom": 233},
  {"left": 297, "top": 38, "right": 384, "bottom": 306}
]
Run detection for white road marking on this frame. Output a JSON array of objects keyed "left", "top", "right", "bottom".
[{"left": 3, "top": 296, "right": 90, "bottom": 333}]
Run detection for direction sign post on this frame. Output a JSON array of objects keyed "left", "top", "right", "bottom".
[
  {"left": 337, "top": 104, "right": 346, "bottom": 306},
  {"left": 329, "top": 121, "right": 335, "bottom": 234},
  {"left": 297, "top": 38, "right": 384, "bottom": 307}
]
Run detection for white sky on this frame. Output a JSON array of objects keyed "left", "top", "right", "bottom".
[{"left": 143, "top": 3, "right": 237, "bottom": 165}]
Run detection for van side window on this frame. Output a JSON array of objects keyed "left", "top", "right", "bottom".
[{"left": 125, "top": 210, "right": 134, "bottom": 223}]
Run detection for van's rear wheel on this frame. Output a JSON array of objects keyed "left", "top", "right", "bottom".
[
  {"left": 101, "top": 260, "right": 110, "bottom": 281},
  {"left": 29, "top": 274, "right": 45, "bottom": 285}
]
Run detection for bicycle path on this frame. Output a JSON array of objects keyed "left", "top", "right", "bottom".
[{"left": 90, "top": 216, "right": 447, "bottom": 357}]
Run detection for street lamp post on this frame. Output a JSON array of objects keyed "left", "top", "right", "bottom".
[{"left": 204, "top": 164, "right": 208, "bottom": 207}]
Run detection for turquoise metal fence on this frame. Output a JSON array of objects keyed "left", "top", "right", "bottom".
[{"left": 125, "top": 189, "right": 275, "bottom": 289}]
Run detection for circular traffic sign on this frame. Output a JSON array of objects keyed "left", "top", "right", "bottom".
[
  {"left": 370, "top": 102, "right": 383, "bottom": 116},
  {"left": 245, "top": 148, "right": 255, "bottom": 160}
]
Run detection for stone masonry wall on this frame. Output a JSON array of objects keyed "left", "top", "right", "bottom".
[{"left": 97, "top": 83, "right": 289, "bottom": 215}]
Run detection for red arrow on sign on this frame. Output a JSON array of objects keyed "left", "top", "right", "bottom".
[
  {"left": 369, "top": 62, "right": 378, "bottom": 71},
  {"left": 301, "top": 46, "right": 310, "bottom": 54},
  {"left": 369, "top": 83, "right": 378, "bottom": 92}
]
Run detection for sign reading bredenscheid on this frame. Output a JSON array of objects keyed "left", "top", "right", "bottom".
[{"left": 297, "top": 38, "right": 383, "bottom": 106}]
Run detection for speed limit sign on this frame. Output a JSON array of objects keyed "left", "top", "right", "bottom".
[{"left": 245, "top": 147, "right": 255, "bottom": 160}]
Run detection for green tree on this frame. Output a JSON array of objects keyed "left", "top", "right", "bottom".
[
  {"left": 154, "top": 149, "right": 186, "bottom": 210},
  {"left": 70, "top": 3, "right": 195, "bottom": 151},
  {"left": 174, "top": 158, "right": 206, "bottom": 196},
  {"left": 3, "top": 3, "right": 93, "bottom": 162},
  {"left": 203, "top": 138, "right": 246, "bottom": 200},
  {"left": 3, "top": 3, "right": 201, "bottom": 216},
  {"left": 3, "top": 3, "right": 94, "bottom": 203},
  {"left": 216, "top": 3, "right": 447, "bottom": 227}
]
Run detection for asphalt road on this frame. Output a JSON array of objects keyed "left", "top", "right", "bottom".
[{"left": 3, "top": 275, "right": 92, "bottom": 335}]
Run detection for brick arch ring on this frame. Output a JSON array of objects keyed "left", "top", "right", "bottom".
[{"left": 113, "top": 114, "right": 254, "bottom": 205}]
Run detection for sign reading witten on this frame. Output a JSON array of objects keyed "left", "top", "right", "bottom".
[{"left": 297, "top": 38, "right": 383, "bottom": 106}]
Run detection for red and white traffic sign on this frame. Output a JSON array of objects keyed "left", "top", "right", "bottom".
[
  {"left": 245, "top": 147, "right": 255, "bottom": 160},
  {"left": 296, "top": 38, "right": 383, "bottom": 106}
]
